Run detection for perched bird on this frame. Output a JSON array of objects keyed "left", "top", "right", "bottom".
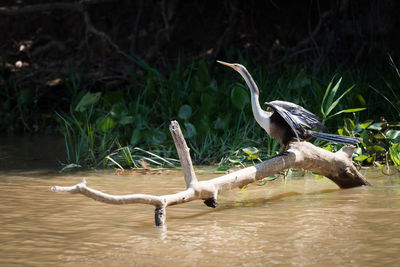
[{"left": 217, "top": 60, "right": 360, "bottom": 155}]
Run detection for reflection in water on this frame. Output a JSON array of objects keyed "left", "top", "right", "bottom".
[{"left": 0, "top": 168, "right": 400, "bottom": 266}]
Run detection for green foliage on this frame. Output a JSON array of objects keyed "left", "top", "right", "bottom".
[
  {"left": 178, "top": 105, "right": 192, "bottom": 120},
  {"left": 105, "top": 145, "right": 178, "bottom": 169},
  {"left": 218, "top": 146, "right": 263, "bottom": 168},
  {"left": 336, "top": 118, "right": 400, "bottom": 173},
  {"left": 3, "top": 52, "right": 399, "bottom": 170},
  {"left": 320, "top": 76, "right": 366, "bottom": 121},
  {"left": 230, "top": 84, "right": 249, "bottom": 109},
  {"left": 75, "top": 92, "right": 101, "bottom": 112},
  {"left": 54, "top": 56, "right": 399, "bottom": 169},
  {"left": 389, "top": 144, "right": 400, "bottom": 167}
]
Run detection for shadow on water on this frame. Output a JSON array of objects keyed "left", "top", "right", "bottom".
[
  {"left": 0, "top": 135, "right": 65, "bottom": 171},
  {"left": 168, "top": 188, "right": 342, "bottom": 221}
]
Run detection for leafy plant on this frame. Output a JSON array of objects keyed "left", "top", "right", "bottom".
[
  {"left": 337, "top": 118, "right": 400, "bottom": 173},
  {"left": 35, "top": 55, "right": 396, "bottom": 170},
  {"left": 320, "top": 76, "right": 366, "bottom": 122},
  {"left": 218, "top": 146, "right": 264, "bottom": 169}
]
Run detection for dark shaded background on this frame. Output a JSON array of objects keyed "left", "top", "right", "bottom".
[
  {"left": 1, "top": 1, "right": 399, "bottom": 78},
  {"left": 0, "top": 0, "right": 399, "bottom": 132}
]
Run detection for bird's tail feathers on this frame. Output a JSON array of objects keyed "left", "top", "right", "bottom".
[{"left": 311, "top": 132, "right": 361, "bottom": 144}]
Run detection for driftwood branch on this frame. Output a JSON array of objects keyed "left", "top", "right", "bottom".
[{"left": 51, "top": 121, "right": 369, "bottom": 226}]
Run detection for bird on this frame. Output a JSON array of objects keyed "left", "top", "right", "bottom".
[{"left": 217, "top": 60, "right": 361, "bottom": 155}]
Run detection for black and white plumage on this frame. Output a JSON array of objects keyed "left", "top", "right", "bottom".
[{"left": 217, "top": 60, "right": 361, "bottom": 154}]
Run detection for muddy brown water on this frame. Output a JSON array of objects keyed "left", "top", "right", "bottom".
[{"left": 1, "top": 166, "right": 400, "bottom": 266}]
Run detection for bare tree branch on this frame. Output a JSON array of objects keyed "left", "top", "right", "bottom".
[{"left": 51, "top": 121, "right": 370, "bottom": 226}]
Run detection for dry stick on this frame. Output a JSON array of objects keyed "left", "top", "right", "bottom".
[
  {"left": 169, "top": 120, "right": 198, "bottom": 188},
  {"left": 51, "top": 121, "right": 370, "bottom": 227}
]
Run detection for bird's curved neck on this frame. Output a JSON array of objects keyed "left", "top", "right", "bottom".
[
  {"left": 240, "top": 69, "right": 270, "bottom": 131},
  {"left": 241, "top": 70, "right": 259, "bottom": 96}
]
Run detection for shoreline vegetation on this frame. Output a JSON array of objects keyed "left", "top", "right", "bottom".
[
  {"left": 2, "top": 57, "right": 400, "bottom": 173},
  {"left": 1, "top": 2, "right": 399, "bottom": 173}
]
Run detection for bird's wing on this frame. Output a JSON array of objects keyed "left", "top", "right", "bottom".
[
  {"left": 265, "top": 102, "right": 301, "bottom": 143},
  {"left": 267, "top": 100, "right": 328, "bottom": 131}
]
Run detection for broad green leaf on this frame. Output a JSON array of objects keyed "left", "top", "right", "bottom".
[
  {"left": 119, "top": 116, "right": 135, "bottom": 125},
  {"left": 75, "top": 92, "right": 101, "bottom": 112},
  {"left": 111, "top": 103, "right": 128, "bottom": 118},
  {"left": 146, "top": 129, "right": 166, "bottom": 145},
  {"left": 130, "top": 128, "right": 142, "bottom": 146},
  {"left": 373, "top": 133, "right": 385, "bottom": 139},
  {"left": 360, "top": 130, "right": 370, "bottom": 146},
  {"left": 366, "top": 145, "right": 386, "bottom": 152},
  {"left": 366, "top": 156, "right": 375, "bottom": 164},
  {"left": 214, "top": 117, "right": 226, "bottom": 130},
  {"left": 354, "top": 154, "right": 369, "bottom": 162},
  {"left": 374, "top": 162, "right": 385, "bottom": 170},
  {"left": 263, "top": 175, "right": 278, "bottom": 181},
  {"left": 389, "top": 143, "right": 400, "bottom": 167},
  {"left": 178, "top": 104, "right": 192, "bottom": 120},
  {"left": 359, "top": 121, "right": 374, "bottom": 129},
  {"left": 215, "top": 165, "right": 231, "bottom": 174},
  {"left": 242, "top": 147, "right": 259, "bottom": 155},
  {"left": 385, "top": 130, "right": 400, "bottom": 141},
  {"left": 100, "top": 117, "right": 116, "bottom": 132},
  {"left": 247, "top": 154, "right": 259, "bottom": 160},
  {"left": 230, "top": 86, "right": 249, "bottom": 109},
  {"left": 184, "top": 122, "right": 197, "bottom": 138},
  {"left": 367, "top": 122, "right": 383, "bottom": 131},
  {"left": 228, "top": 155, "right": 246, "bottom": 163},
  {"left": 353, "top": 147, "right": 362, "bottom": 155}
]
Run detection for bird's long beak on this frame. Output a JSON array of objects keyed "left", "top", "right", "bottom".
[{"left": 216, "top": 60, "right": 236, "bottom": 70}]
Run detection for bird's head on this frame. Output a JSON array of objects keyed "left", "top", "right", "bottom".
[
  {"left": 217, "top": 60, "right": 259, "bottom": 95},
  {"left": 216, "top": 60, "right": 247, "bottom": 76}
]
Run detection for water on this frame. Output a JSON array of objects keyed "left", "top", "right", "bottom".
[{"left": 1, "top": 167, "right": 400, "bottom": 266}]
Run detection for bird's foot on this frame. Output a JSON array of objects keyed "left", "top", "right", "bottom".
[{"left": 204, "top": 197, "right": 218, "bottom": 208}]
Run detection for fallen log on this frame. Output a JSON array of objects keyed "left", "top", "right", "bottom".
[{"left": 51, "top": 120, "right": 370, "bottom": 226}]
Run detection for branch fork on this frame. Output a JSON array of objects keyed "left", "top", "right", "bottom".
[{"left": 51, "top": 120, "right": 369, "bottom": 226}]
